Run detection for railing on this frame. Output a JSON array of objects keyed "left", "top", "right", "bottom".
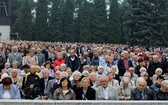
[{"left": 0, "top": 100, "right": 168, "bottom": 105}]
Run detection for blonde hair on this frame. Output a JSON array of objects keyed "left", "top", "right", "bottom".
[{"left": 80, "top": 77, "right": 90, "bottom": 87}]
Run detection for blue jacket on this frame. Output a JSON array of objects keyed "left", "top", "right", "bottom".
[{"left": 0, "top": 84, "right": 21, "bottom": 99}]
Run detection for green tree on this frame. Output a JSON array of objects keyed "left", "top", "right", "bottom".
[
  {"left": 91, "top": 0, "right": 108, "bottom": 43},
  {"left": 149, "top": 0, "right": 168, "bottom": 46},
  {"left": 20, "top": 0, "right": 34, "bottom": 40},
  {"left": 123, "top": 0, "right": 153, "bottom": 46},
  {"left": 49, "top": 0, "right": 64, "bottom": 42},
  {"left": 11, "top": 0, "right": 22, "bottom": 35},
  {"left": 108, "top": 0, "right": 121, "bottom": 43},
  {"left": 62, "top": 0, "right": 74, "bottom": 42},
  {"left": 34, "top": 0, "right": 48, "bottom": 41},
  {"left": 79, "top": 0, "right": 94, "bottom": 42}
]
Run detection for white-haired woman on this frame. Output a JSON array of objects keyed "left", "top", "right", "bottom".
[
  {"left": 122, "top": 72, "right": 135, "bottom": 87},
  {"left": 140, "top": 72, "right": 152, "bottom": 86},
  {"left": 71, "top": 71, "right": 82, "bottom": 90},
  {"left": 152, "top": 68, "right": 163, "bottom": 84},
  {"left": 118, "top": 77, "right": 133, "bottom": 100}
]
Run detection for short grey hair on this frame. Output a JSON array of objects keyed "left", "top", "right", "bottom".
[
  {"left": 124, "top": 72, "right": 131, "bottom": 78},
  {"left": 121, "top": 77, "right": 130, "bottom": 83},
  {"left": 12, "top": 61, "right": 19, "bottom": 65},
  {"left": 60, "top": 71, "right": 69, "bottom": 78},
  {"left": 161, "top": 80, "right": 168, "bottom": 87},
  {"left": 155, "top": 68, "right": 163, "bottom": 74},
  {"left": 139, "top": 67, "right": 147, "bottom": 72},
  {"left": 60, "top": 64, "right": 67, "bottom": 67},
  {"left": 140, "top": 72, "right": 149, "bottom": 77},
  {"left": 72, "top": 70, "right": 82, "bottom": 77},
  {"left": 100, "top": 76, "right": 109, "bottom": 82},
  {"left": 82, "top": 70, "right": 89, "bottom": 76}
]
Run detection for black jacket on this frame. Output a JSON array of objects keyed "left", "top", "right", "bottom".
[
  {"left": 65, "top": 56, "right": 81, "bottom": 72},
  {"left": 135, "top": 65, "right": 147, "bottom": 77},
  {"left": 153, "top": 89, "right": 168, "bottom": 100},
  {"left": 75, "top": 87, "right": 96, "bottom": 100},
  {"left": 0, "top": 55, "right": 5, "bottom": 71},
  {"left": 25, "top": 72, "right": 40, "bottom": 88},
  {"left": 148, "top": 62, "right": 162, "bottom": 77},
  {"left": 117, "top": 58, "right": 133, "bottom": 76},
  {"left": 131, "top": 88, "right": 153, "bottom": 100},
  {"left": 39, "top": 76, "right": 54, "bottom": 96}
]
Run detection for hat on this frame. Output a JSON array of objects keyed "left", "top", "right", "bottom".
[{"left": 1, "top": 73, "right": 9, "bottom": 81}]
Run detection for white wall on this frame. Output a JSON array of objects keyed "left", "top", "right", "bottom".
[{"left": 0, "top": 25, "right": 10, "bottom": 40}]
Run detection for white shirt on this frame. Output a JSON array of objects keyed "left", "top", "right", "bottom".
[
  {"left": 103, "top": 87, "right": 109, "bottom": 100},
  {"left": 2, "top": 90, "right": 10, "bottom": 99}
]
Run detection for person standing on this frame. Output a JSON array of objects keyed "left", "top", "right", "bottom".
[{"left": 35, "top": 48, "right": 45, "bottom": 66}]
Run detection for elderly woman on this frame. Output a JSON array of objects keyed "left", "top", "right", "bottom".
[
  {"left": 91, "top": 76, "right": 102, "bottom": 90},
  {"left": 75, "top": 77, "right": 96, "bottom": 100},
  {"left": 8, "top": 61, "right": 21, "bottom": 74},
  {"left": 53, "top": 77, "right": 76, "bottom": 100},
  {"left": 152, "top": 68, "right": 163, "bottom": 84},
  {"left": 60, "top": 64, "right": 67, "bottom": 72},
  {"left": 71, "top": 71, "right": 82, "bottom": 90},
  {"left": 122, "top": 72, "right": 135, "bottom": 87},
  {"left": 82, "top": 70, "right": 89, "bottom": 78},
  {"left": 140, "top": 72, "right": 152, "bottom": 87},
  {"left": 0, "top": 77, "right": 21, "bottom": 99},
  {"left": 43, "top": 61, "right": 55, "bottom": 78},
  {"left": 96, "top": 66, "right": 106, "bottom": 77},
  {"left": 118, "top": 77, "right": 132, "bottom": 100}
]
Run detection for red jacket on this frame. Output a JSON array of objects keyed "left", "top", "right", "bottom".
[{"left": 54, "top": 59, "right": 65, "bottom": 70}]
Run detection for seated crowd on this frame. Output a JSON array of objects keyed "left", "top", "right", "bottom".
[{"left": 0, "top": 40, "right": 168, "bottom": 100}]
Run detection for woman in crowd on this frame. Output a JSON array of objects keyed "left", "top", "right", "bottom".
[
  {"left": 118, "top": 77, "right": 132, "bottom": 100},
  {"left": 91, "top": 52, "right": 99, "bottom": 66},
  {"left": 54, "top": 52, "right": 65, "bottom": 71},
  {"left": 141, "top": 72, "right": 152, "bottom": 87},
  {"left": 53, "top": 77, "right": 76, "bottom": 100},
  {"left": 43, "top": 61, "right": 55, "bottom": 78},
  {"left": 75, "top": 77, "right": 96, "bottom": 100},
  {"left": 71, "top": 71, "right": 82, "bottom": 90},
  {"left": 0, "top": 77, "right": 21, "bottom": 99},
  {"left": 152, "top": 68, "right": 163, "bottom": 84}
]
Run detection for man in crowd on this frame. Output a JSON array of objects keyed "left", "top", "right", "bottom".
[
  {"left": 8, "top": 46, "right": 22, "bottom": 66},
  {"left": 65, "top": 49, "right": 81, "bottom": 72},
  {"left": 118, "top": 51, "right": 133, "bottom": 77},
  {"left": 131, "top": 78, "right": 153, "bottom": 100},
  {"left": 35, "top": 48, "right": 45, "bottom": 66}
]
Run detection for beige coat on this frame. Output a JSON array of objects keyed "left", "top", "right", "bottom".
[
  {"left": 11, "top": 75, "right": 23, "bottom": 89},
  {"left": 25, "top": 55, "right": 38, "bottom": 66},
  {"left": 96, "top": 85, "right": 118, "bottom": 100},
  {"left": 53, "top": 87, "right": 76, "bottom": 100},
  {"left": 118, "top": 86, "right": 133, "bottom": 100}
]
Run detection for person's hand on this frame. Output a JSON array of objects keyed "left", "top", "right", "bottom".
[
  {"left": 41, "top": 96, "right": 48, "bottom": 100},
  {"left": 29, "top": 84, "right": 34, "bottom": 89}
]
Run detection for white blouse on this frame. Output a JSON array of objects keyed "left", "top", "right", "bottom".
[{"left": 2, "top": 90, "right": 11, "bottom": 99}]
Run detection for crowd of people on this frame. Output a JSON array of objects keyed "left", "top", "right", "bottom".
[{"left": 0, "top": 40, "right": 168, "bottom": 100}]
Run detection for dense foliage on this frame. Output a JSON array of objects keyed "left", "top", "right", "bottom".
[{"left": 11, "top": 0, "right": 168, "bottom": 46}]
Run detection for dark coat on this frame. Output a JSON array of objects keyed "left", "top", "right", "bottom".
[
  {"left": 25, "top": 72, "right": 40, "bottom": 88},
  {"left": 65, "top": 56, "right": 81, "bottom": 72},
  {"left": 148, "top": 62, "right": 162, "bottom": 77},
  {"left": 153, "top": 89, "right": 168, "bottom": 100},
  {"left": 135, "top": 65, "right": 147, "bottom": 77},
  {"left": 131, "top": 88, "right": 153, "bottom": 100},
  {"left": 117, "top": 59, "right": 133, "bottom": 76},
  {"left": 75, "top": 87, "right": 96, "bottom": 100},
  {"left": 39, "top": 76, "right": 54, "bottom": 96}
]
